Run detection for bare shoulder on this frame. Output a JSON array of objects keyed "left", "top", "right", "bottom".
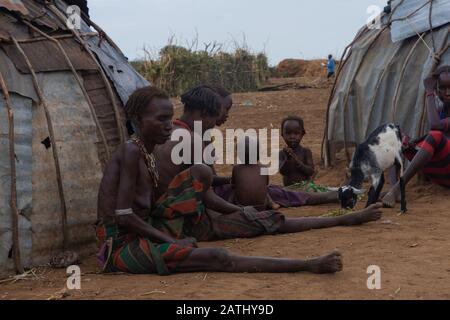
[{"left": 120, "top": 141, "right": 142, "bottom": 165}]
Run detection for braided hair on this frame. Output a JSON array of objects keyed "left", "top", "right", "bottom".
[
  {"left": 124, "top": 86, "right": 169, "bottom": 126},
  {"left": 181, "top": 85, "right": 222, "bottom": 117}
]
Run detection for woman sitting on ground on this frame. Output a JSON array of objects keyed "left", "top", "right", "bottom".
[{"left": 383, "top": 66, "right": 450, "bottom": 207}]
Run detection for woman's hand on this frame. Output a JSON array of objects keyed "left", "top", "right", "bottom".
[{"left": 424, "top": 76, "right": 438, "bottom": 94}]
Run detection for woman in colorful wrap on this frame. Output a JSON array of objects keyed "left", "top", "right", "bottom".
[
  {"left": 96, "top": 86, "right": 382, "bottom": 276},
  {"left": 383, "top": 66, "right": 450, "bottom": 208}
]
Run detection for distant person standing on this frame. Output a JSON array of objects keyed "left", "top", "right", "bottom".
[{"left": 327, "top": 54, "right": 336, "bottom": 78}]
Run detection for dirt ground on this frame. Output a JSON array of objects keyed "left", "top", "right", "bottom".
[{"left": 2, "top": 88, "right": 450, "bottom": 300}]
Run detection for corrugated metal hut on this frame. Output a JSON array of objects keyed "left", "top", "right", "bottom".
[
  {"left": 323, "top": 0, "right": 450, "bottom": 165},
  {"left": 0, "top": 0, "right": 148, "bottom": 275}
]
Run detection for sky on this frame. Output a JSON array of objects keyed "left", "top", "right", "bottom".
[{"left": 88, "top": 0, "right": 388, "bottom": 65}]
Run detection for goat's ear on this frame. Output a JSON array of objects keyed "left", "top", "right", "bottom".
[{"left": 327, "top": 187, "right": 340, "bottom": 192}]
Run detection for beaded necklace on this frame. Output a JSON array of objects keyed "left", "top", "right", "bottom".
[{"left": 131, "top": 135, "right": 159, "bottom": 189}]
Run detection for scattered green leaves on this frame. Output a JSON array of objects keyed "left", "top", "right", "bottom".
[
  {"left": 286, "top": 181, "right": 330, "bottom": 193},
  {"left": 322, "top": 208, "right": 354, "bottom": 217}
]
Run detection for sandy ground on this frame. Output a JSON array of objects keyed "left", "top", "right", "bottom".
[{"left": 2, "top": 88, "right": 450, "bottom": 300}]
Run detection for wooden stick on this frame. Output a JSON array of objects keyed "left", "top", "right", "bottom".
[
  {"left": 79, "top": 11, "right": 126, "bottom": 57},
  {"left": 364, "top": 42, "right": 404, "bottom": 138},
  {"left": 20, "top": 23, "right": 112, "bottom": 159},
  {"left": 321, "top": 27, "right": 369, "bottom": 166},
  {"left": 418, "top": 30, "right": 450, "bottom": 136},
  {"left": 0, "top": 32, "right": 98, "bottom": 44},
  {"left": 428, "top": 0, "right": 436, "bottom": 53},
  {"left": 341, "top": 26, "right": 389, "bottom": 162},
  {"left": 10, "top": 36, "right": 69, "bottom": 250},
  {"left": 0, "top": 71, "right": 24, "bottom": 274},
  {"left": 391, "top": 36, "right": 424, "bottom": 123},
  {"left": 47, "top": 4, "right": 126, "bottom": 144},
  {"left": 322, "top": 0, "right": 406, "bottom": 166}
]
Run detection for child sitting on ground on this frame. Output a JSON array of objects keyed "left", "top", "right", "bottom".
[
  {"left": 279, "top": 116, "right": 316, "bottom": 187},
  {"left": 229, "top": 136, "right": 280, "bottom": 211}
]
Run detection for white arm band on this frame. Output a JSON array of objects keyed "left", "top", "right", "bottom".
[{"left": 115, "top": 208, "right": 134, "bottom": 216}]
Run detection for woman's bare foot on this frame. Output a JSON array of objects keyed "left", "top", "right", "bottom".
[
  {"left": 382, "top": 186, "right": 400, "bottom": 208},
  {"left": 338, "top": 204, "right": 383, "bottom": 226},
  {"left": 307, "top": 251, "right": 343, "bottom": 274}
]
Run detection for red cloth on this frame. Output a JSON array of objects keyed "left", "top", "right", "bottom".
[{"left": 405, "top": 131, "right": 450, "bottom": 187}]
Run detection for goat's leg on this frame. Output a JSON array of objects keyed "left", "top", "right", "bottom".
[
  {"left": 373, "top": 173, "right": 385, "bottom": 203},
  {"left": 395, "top": 157, "right": 407, "bottom": 214},
  {"left": 366, "top": 173, "right": 383, "bottom": 207},
  {"left": 365, "top": 186, "right": 376, "bottom": 208}
]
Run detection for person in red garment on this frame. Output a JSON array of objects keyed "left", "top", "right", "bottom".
[{"left": 383, "top": 66, "right": 450, "bottom": 207}]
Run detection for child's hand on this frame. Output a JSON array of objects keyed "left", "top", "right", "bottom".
[{"left": 285, "top": 148, "right": 304, "bottom": 166}]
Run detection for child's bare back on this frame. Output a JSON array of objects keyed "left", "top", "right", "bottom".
[{"left": 231, "top": 164, "right": 275, "bottom": 211}]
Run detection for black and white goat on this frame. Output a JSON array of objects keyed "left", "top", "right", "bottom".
[{"left": 336, "top": 123, "right": 407, "bottom": 213}]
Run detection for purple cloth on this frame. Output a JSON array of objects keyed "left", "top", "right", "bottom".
[
  {"left": 97, "top": 242, "right": 107, "bottom": 269},
  {"left": 214, "top": 184, "right": 310, "bottom": 208}
]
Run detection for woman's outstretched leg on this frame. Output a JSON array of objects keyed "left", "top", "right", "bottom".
[
  {"left": 176, "top": 248, "right": 343, "bottom": 274},
  {"left": 305, "top": 191, "right": 340, "bottom": 205},
  {"left": 278, "top": 204, "right": 382, "bottom": 233}
]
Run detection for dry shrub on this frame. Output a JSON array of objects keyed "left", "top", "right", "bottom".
[{"left": 132, "top": 37, "right": 270, "bottom": 96}]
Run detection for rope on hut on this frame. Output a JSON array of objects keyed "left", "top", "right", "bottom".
[
  {"left": 10, "top": 36, "right": 69, "bottom": 250},
  {"left": 47, "top": 3, "right": 126, "bottom": 145},
  {"left": 0, "top": 71, "right": 24, "bottom": 274}
]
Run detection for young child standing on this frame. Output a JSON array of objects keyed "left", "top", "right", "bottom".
[{"left": 279, "top": 116, "right": 315, "bottom": 186}]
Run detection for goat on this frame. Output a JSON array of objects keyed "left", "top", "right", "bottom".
[{"left": 336, "top": 123, "right": 407, "bottom": 213}]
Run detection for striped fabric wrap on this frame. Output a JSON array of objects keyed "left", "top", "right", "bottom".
[{"left": 96, "top": 169, "right": 285, "bottom": 275}]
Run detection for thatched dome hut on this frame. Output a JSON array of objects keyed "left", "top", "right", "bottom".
[
  {"left": 0, "top": 0, "right": 148, "bottom": 275},
  {"left": 323, "top": 0, "right": 450, "bottom": 165}
]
